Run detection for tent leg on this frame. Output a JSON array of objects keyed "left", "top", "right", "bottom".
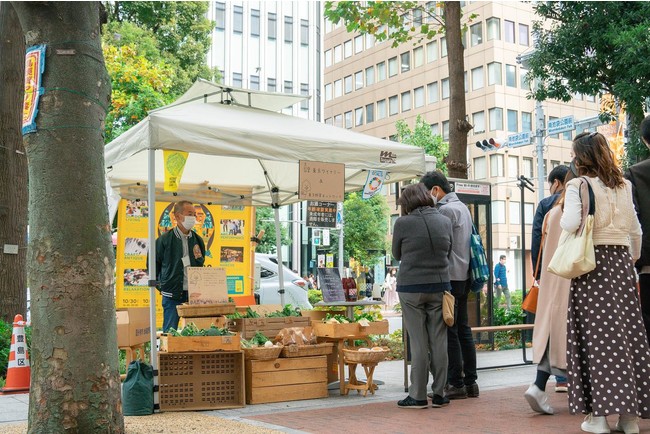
[
  {"left": 147, "top": 148, "right": 159, "bottom": 408},
  {"left": 273, "top": 206, "right": 285, "bottom": 306}
]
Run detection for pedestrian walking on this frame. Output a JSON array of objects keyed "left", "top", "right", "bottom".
[{"left": 493, "top": 255, "right": 510, "bottom": 309}]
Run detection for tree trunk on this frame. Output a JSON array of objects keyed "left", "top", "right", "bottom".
[
  {"left": 11, "top": 2, "right": 123, "bottom": 432},
  {"left": 0, "top": 3, "right": 28, "bottom": 323},
  {"left": 444, "top": 2, "right": 471, "bottom": 180}
]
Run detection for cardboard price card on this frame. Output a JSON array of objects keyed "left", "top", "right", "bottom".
[{"left": 188, "top": 267, "right": 228, "bottom": 304}]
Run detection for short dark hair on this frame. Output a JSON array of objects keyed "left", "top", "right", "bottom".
[
  {"left": 641, "top": 115, "right": 650, "bottom": 144},
  {"left": 547, "top": 165, "right": 569, "bottom": 185},
  {"left": 420, "top": 170, "right": 452, "bottom": 193},
  {"left": 173, "top": 200, "right": 194, "bottom": 215},
  {"left": 499, "top": 254, "right": 506, "bottom": 260},
  {"left": 398, "top": 183, "right": 434, "bottom": 215}
]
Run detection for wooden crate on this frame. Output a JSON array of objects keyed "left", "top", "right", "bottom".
[
  {"left": 158, "top": 351, "right": 244, "bottom": 410},
  {"left": 229, "top": 316, "right": 311, "bottom": 339},
  {"left": 312, "top": 320, "right": 389, "bottom": 338},
  {"left": 245, "top": 356, "right": 328, "bottom": 404},
  {"left": 178, "top": 316, "right": 229, "bottom": 330},
  {"left": 159, "top": 333, "right": 240, "bottom": 353},
  {"left": 177, "top": 303, "right": 236, "bottom": 318}
]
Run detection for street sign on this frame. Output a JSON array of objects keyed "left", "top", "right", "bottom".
[
  {"left": 547, "top": 116, "right": 575, "bottom": 136},
  {"left": 507, "top": 131, "right": 533, "bottom": 148}
]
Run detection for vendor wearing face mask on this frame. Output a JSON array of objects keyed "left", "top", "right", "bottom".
[{"left": 154, "top": 200, "right": 206, "bottom": 331}]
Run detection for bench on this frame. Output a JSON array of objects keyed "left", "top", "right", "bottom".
[{"left": 472, "top": 323, "right": 534, "bottom": 333}]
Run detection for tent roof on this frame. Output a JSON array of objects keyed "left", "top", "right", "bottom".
[{"left": 105, "top": 96, "right": 425, "bottom": 207}]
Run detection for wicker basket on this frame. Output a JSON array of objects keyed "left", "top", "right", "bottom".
[
  {"left": 242, "top": 345, "right": 284, "bottom": 361},
  {"left": 342, "top": 347, "right": 389, "bottom": 364},
  {"left": 280, "top": 343, "right": 334, "bottom": 358}
]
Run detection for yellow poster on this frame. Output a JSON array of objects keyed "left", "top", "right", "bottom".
[
  {"left": 163, "top": 150, "right": 188, "bottom": 192},
  {"left": 115, "top": 199, "right": 255, "bottom": 328}
]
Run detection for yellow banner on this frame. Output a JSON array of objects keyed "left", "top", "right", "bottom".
[
  {"left": 163, "top": 150, "right": 188, "bottom": 192},
  {"left": 115, "top": 199, "right": 255, "bottom": 328}
]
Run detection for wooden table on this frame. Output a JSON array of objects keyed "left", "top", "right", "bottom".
[{"left": 314, "top": 300, "right": 383, "bottom": 321}]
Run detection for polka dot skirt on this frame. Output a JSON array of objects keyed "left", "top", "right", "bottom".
[{"left": 567, "top": 245, "right": 650, "bottom": 417}]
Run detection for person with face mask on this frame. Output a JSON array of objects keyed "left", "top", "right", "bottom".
[{"left": 154, "top": 200, "right": 206, "bottom": 331}]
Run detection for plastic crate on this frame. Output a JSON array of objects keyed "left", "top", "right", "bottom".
[{"left": 158, "top": 351, "right": 244, "bottom": 411}]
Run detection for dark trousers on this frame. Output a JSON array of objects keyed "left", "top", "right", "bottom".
[
  {"left": 162, "top": 294, "right": 186, "bottom": 332},
  {"left": 447, "top": 279, "right": 477, "bottom": 387},
  {"left": 641, "top": 273, "right": 650, "bottom": 347}
]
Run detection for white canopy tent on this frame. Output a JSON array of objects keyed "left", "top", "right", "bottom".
[{"left": 105, "top": 81, "right": 426, "bottom": 377}]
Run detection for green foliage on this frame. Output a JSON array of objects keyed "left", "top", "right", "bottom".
[
  {"left": 332, "top": 192, "right": 389, "bottom": 267},
  {"left": 396, "top": 115, "right": 449, "bottom": 174},
  {"left": 527, "top": 1, "right": 650, "bottom": 164},
  {"left": 308, "top": 289, "right": 323, "bottom": 306},
  {"left": 254, "top": 207, "right": 292, "bottom": 254},
  {"left": 371, "top": 328, "right": 404, "bottom": 360}
]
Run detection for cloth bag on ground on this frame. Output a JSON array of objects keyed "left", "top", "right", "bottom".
[
  {"left": 547, "top": 178, "right": 596, "bottom": 279},
  {"left": 122, "top": 360, "right": 154, "bottom": 416},
  {"left": 442, "top": 291, "right": 455, "bottom": 327}
]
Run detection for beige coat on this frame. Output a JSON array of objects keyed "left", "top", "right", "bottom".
[{"left": 532, "top": 205, "right": 571, "bottom": 369}]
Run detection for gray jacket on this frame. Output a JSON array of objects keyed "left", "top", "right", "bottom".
[
  {"left": 392, "top": 207, "right": 452, "bottom": 286},
  {"left": 437, "top": 192, "right": 472, "bottom": 281}
]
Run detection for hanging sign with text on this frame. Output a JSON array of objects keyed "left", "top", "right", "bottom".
[
  {"left": 298, "top": 160, "right": 345, "bottom": 202},
  {"left": 306, "top": 201, "right": 338, "bottom": 228}
]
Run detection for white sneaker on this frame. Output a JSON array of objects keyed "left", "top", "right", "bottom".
[
  {"left": 581, "top": 414, "right": 610, "bottom": 433},
  {"left": 524, "top": 384, "right": 554, "bottom": 415},
  {"left": 615, "top": 415, "right": 639, "bottom": 434}
]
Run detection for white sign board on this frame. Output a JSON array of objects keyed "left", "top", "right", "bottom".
[
  {"left": 547, "top": 116, "right": 575, "bottom": 136},
  {"left": 507, "top": 131, "right": 533, "bottom": 148}
]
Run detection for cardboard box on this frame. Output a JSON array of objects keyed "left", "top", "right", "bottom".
[{"left": 116, "top": 308, "right": 151, "bottom": 347}]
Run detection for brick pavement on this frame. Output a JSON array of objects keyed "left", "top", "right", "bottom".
[{"left": 246, "top": 386, "right": 650, "bottom": 434}]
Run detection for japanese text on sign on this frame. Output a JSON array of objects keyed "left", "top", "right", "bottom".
[
  {"left": 547, "top": 116, "right": 575, "bottom": 136},
  {"left": 299, "top": 160, "right": 345, "bottom": 202},
  {"left": 306, "top": 201, "right": 338, "bottom": 228}
]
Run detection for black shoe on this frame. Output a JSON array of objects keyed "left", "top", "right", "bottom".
[
  {"left": 466, "top": 382, "right": 479, "bottom": 398},
  {"left": 397, "top": 395, "right": 428, "bottom": 409},
  {"left": 431, "top": 394, "right": 450, "bottom": 408},
  {"left": 445, "top": 384, "right": 467, "bottom": 400}
]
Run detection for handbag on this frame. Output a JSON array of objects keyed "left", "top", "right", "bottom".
[
  {"left": 522, "top": 214, "right": 548, "bottom": 314},
  {"left": 547, "top": 177, "right": 596, "bottom": 279},
  {"left": 469, "top": 224, "right": 490, "bottom": 293},
  {"left": 419, "top": 212, "right": 455, "bottom": 327}
]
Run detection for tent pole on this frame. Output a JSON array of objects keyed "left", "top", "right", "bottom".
[
  {"left": 338, "top": 218, "right": 344, "bottom": 275},
  {"left": 147, "top": 148, "right": 159, "bottom": 405},
  {"left": 271, "top": 187, "right": 285, "bottom": 306}
]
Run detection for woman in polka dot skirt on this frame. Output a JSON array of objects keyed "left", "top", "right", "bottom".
[{"left": 560, "top": 132, "right": 649, "bottom": 434}]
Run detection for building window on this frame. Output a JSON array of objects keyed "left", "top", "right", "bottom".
[
  {"left": 388, "top": 57, "right": 398, "bottom": 77},
  {"left": 233, "top": 72, "right": 242, "bottom": 87},
  {"left": 377, "top": 61, "right": 386, "bottom": 81},
  {"left": 401, "top": 91, "right": 412, "bottom": 112},
  {"left": 354, "top": 35, "right": 363, "bottom": 54},
  {"left": 334, "top": 45, "right": 342, "bottom": 63},
  {"left": 520, "top": 68, "right": 529, "bottom": 89},
  {"left": 300, "top": 19, "right": 309, "bottom": 45},
  {"left": 442, "top": 120, "right": 450, "bottom": 141},
  {"left": 506, "top": 64, "right": 517, "bottom": 87},
  {"left": 268, "top": 78, "right": 276, "bottom": 92},
  {"left": 324, "top": 83, "right": 332, "bottom": 102},
  {"left": 465, "top": 71, "right": 468, "bottom": 93},
  {"left": 548, "top": 116, "right": 559, "bottom": 138},
  {"left": 325, "top": 18, "right": 332, "bottom": 34},
  {"left": 366, "top": 103, "right": 374, "bottom": 123},
  {"left": 509, "top": 201, "right": 520, "bottom": 224},
  {"left": 507, "top": 109, "right": 518, "bottom": 132},
  {"left": 365, "top": 66, "right": 375, "bottom": 86},
  {"left": 473, "top": 111, "right": 485, "bottom": 134},
  {"left": 377, "top": 99, "right": 387, "bottom": 120},
  {"left": 442, "top": 78, "right": 450, "bottom": 99},
  {"left": 551, "top": 160, "right": 561, "bottom": 170},
  {"left": 489, "top": 107, "right": 503, "bottom": 131},
  {"left": 488, "top": 62, "right": 502, "bottom": 86},
  {"left": 523, "top": 157, "right": 534, "bottom": 178},
  {"left": 519, "top": 23, "right": 529, "bottom": 46},
  {"left": 490, "top": 154, "right": 504, "bottom": 177},
  {"left": 389, "top": 95, "right": 399, "bottom": 116},
  {"left": 492, "top": 200, "right": 506, "bottom": 224},
  {"left": 268, "top": 13, "right": 277, "bottom": 40},
  {"left": 333, "top": 114, "right": 342, "bottom": 128},
  {"left": 471, "top": 66, "right": 484, "bottom": 90},
  {"left": 355, "top": 107, "right": 364, "bottom": 126},
  {"left": 250, "top": 75, "right": 260, "bottom": 90},
  {"left": 354, "top": 71, "right": 364, "bottom": 90},
  {"left": 524, "top": 203, "right": 534, "bottom": 224},
  {"left": 325, "top": 49, "right": 332, "bottom": 68},
  {"left": 414, "top": 46, "right": 424, "bottom": 68},
  {"left": 522, "top": 112, "right": 532, "bottom": 132},
  {"left": 366, "top": 33, "right": 375, "bottom": 49},
  {"left": 562, "top": 130, "right": 572, "bottom": 140},
  {"left": 427, "top": 81, "right": 439, "bottom": 104},
  {"left": 344, "top": 40, "right": 352, "bottom": 58},
  {"left": 400, "top": 52, "right": 411, "bottom": 73},
  {"left": 427, "top": 40, "right": 438, "bottom": 62},
  {"left": 441, "top": 36, "right": 447, "bottom": 57},
  {"left": 344, "top": 111, "right": 353, "bottom": 129},
  {"left": 334, "top": 79, "right": 342, "bottom": 98},
  {"left": 474, "top": 156, "right": 487, "bottom": 180},
  {"left": 284, "top": 16, "right": 293, "bottom": 43},
  {"left": 470, "top": 22, "right": 483, "bottom": 46},
  {"left": 233, "top": 6, "right": 243, "bottom": 34},
  {"left": 300, "top": 83, "right": 309, "bottom": 110},
  {"left": 344, "top": 75, "right": 353, "bottom": 94},
  {"left": 251, "top": 9, "right": 260, "bottom": 36},
  {"left": 505, "top": 20, "right": 515, "bottom": 43},
  {"left": 430, "top": 123, "right": 439, "bottom": 136},
  {"left": 284, "top": 80, "right": 293, "bottom": 94},
  {"left": 413, "top": 8, "right": 423, "bottom": 25},
  {"left": 325, "top": 117, "right": 332, "bottom": 125},
  {"left": 215, "top": 2, "right": 226, "bottom": 30},
  {"left": 414, "top": 86, "right": 425, "bottom": 108},
  {"left": 487, "top": 17, "right": 500, "bottom": 40},
  {"left": 508, "top": 155, "right": 519, "bottom": 178}
]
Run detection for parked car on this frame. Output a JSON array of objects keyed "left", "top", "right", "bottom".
[{"left": 254, "top": 254, "right": 312, "bottom": 309}]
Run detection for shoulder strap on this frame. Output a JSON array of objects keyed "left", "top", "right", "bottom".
[
  {"left": 533, "top": 214, "right": 549, "bottom": 280},
  {"left": 418, "top": 212, "right": 436, "bottom": 253}
]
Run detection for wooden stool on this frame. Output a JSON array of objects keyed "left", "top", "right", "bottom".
[{"left": 343, "top": 361, "right": 379, "bottom": 397}]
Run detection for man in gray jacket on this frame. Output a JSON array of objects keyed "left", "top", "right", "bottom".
[{"left": 421, "top": 171, "right": 479, "bottom": 399}]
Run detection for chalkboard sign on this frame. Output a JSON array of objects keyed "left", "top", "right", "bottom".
[{"left": 317, "top": 268, "right": 345, "bottom": 302}]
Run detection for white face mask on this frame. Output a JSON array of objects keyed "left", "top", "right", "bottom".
[{"left": 181, "top": 216, "right": 196, "bottom": 230}]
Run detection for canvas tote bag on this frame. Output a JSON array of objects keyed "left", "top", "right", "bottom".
[{"left": 547, "top": 178, "right": 596, "bottom": 279}]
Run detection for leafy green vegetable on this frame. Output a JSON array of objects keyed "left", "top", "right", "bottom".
[{"left": 250, "top": 331, "right": 269, "bottom": 346}]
